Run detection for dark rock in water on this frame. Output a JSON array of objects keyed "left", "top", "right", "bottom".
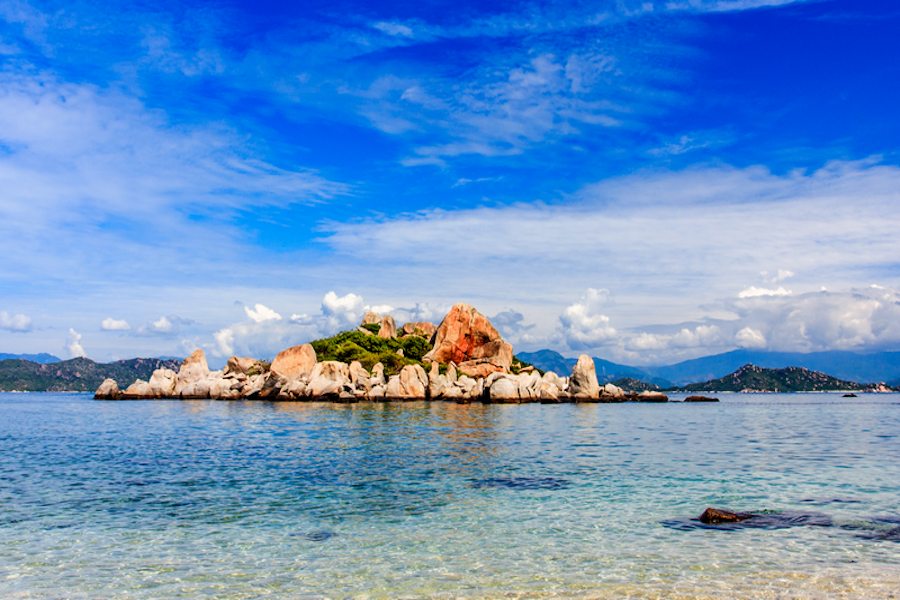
[
  {"left": 472, "top": 477, "right": 570, "bottom": 490},
  {"left": 844, "top": 517, "right": 900, "bottom": 542},
  {"left": 301, "top": 531, "right": 336, "bottom": 542},
  {"left": 663, "top": 509, "right": 833, "bottom": 531},
  {"left": 684, "top": 395, "right": 719, "bottom": 402},
  {"left": 843, "top": 393, "right": 857, "bottom": 397},
  {"left": 799, "top": 497, "right": 861, "bottom": 505},
  {"left": 699, "top": 507, "right": 753, "bottom": 524}
]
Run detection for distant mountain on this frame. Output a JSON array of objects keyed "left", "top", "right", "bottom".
[
  {"left": 517, "top": 349, "right": 672, "bottom": 387},
  {"left": 643, "top": 349, "right": 900, "bottom": 386},
  {"left": 516, "top": 350, "right": 577, "bottom": 376},
  {"left": 520, "top": 348, "right": 900, "bottom": 386},
  {"left": 0, "top": 353, "right": 61, "bottom": 364},
  {"left": 680, "top": 364, "right": 888, "bottom": 393},
  {"left": 0, "top": 357, "right": 181, "bottom": 392},
  {"left": 609, "top": 378, "right": 662, "bottom": 392}
]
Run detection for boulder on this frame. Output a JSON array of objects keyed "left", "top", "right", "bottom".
[
  {"left": 270, "top": 344, "right": 317, "bottom": 377},
  {"left": 601, "top": 382, "right": 627, "bottom": 401},
  {"left": 423, "top": 303, "right": 513, "bottom": 378},
  {"left": 175, "top": 349, "right": 210, "bottom": 394},
  {"left": 369, "top": 385, "right": 385, "bottom": 398},
  {"left": 370, "top": 362, "right": 386, "bottom": 387},
  {"left": 257, "top": 371, "right": 289, "bottom": 398},
  {"left": 123, "top": 379, "right": 153, "bottom": 399},
  {"left": 148, "top": 368, "right": 177, "bottom": 397},
  {"left": 428, "top": 362, "right": 449, "bottom": 398},
  {"left": 349, "top": 361, "right": 371, "bottom": 392},
  {"left": 637, "top": 391, "right": 668, "bottom": 402},
  {"left": 361, "top": 311, "right": 382, "bottom": 326},
  {"left": 94, "top": 378, "right": 120, "bottom": 400},
  {"left": 401, "top": 321, "right": 437, "bottom": 339},
  {"left": 388, "top": 364, "right": 428, "bottom": 398},
  {"left": 377, "top": 315, "right": 397, "bottom": 339},
  {"left": 489, "top": 377, "right": 519, "bottom": 403},
  {"left": 446, "top": 362, "right": 458, "bottom": 384},
  {"left": 308, "top": 361, "right": 350, "bottom": 398},
  {"left": 569, "top": 354, "right": 600, "bottom": 400},
  {"left": 517, "top": 371, "right": 542, "bottom": 401},
  {"left": 224, "top": 356, "right": 257, "bottom": 376},
  {"left": 207, "top": 375, "right": 234, "bottom": 400}
]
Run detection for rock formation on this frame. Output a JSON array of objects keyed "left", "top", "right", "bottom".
[
  {"left": 93, "top": 302, "right": 674, "bottom": 406},
  {"left": 423, "top": 303, "right": 513, "bottom": 378}
]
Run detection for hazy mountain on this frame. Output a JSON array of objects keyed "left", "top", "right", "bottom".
[{"left": 0, "top": 353, "right": 61, "bottom": 364}]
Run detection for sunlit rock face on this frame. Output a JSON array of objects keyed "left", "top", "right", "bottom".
[{"left": 423, "top": 303, "right": 513, "bottom": 378}]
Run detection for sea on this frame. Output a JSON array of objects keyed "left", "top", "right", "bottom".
[{"left": 2, "top": 391, "right": 899, "bottom": 599}]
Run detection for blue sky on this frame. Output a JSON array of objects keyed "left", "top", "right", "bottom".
[{"left": 1, "top": 0, "right": 899, "bottom": 366}]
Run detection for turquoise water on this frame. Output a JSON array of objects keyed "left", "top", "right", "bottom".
[{"left": 2, "top": 392, "right": 899, "bottom": 599}]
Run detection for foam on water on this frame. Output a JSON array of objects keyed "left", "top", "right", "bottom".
[{"left": 1, "top": 392, "right": 899, "bottom": 598}]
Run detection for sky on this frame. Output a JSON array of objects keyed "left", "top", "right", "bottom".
[{"left": 1, "top": 0, "right": 899, "bottom": 367}]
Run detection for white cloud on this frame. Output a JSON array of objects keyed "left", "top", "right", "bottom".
[
  {"left": 735, "top": 326, "right": 767, "bottom": 348},
  {"left": 101, "top": 317, "right": 131, "bottom": 331},
  {"left": 136, "top": 315, "right": 193, "bottom": 336},
  {"left": 557, "top": 288, "right": 618, "bottom": 349},
  {"left": 66, "top": 328, "right": 85, "bottom": 358},
  {"left": 0, "top": 310, "right": 32, "bottom": 332},
  {"left": 244, "top": 304, "right": 282, "bottom": 323},
  {"left": 738, "top": 286, "right": 793, "bottom": 298}
]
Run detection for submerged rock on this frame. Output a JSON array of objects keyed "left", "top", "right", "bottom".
[{"left": 684, "top": 395, "right": 719, "bottom": 402}]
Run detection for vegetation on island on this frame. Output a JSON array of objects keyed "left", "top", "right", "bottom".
[{"left": 680, "top": 364, "right": 878, "bottom": 393}]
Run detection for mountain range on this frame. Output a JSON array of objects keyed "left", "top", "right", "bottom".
[
  {"left": 0, "top": 357, "right": 181, "bottom": 392},
  {"left": 0, "top": 353, "right": 61, "bottom": 364},
  {"left": 517, "top": 349, "right": 900, "bottom": 386}
]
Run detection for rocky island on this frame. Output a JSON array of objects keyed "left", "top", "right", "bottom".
[{"left": 95, "top": 303, "right": 661, "bottom": 403}]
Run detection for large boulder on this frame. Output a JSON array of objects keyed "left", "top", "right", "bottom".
[
  {"left": 270, "top": 344, "right": 317, "bottom": 377},
  {"left": 370, "top": 362, "right": 386, "bottom": 388},
  {"left": 122, "top": 379, "right": 153, "bottom": 399},
  {"left": 349, "top": 361, "right": 371, "bottom": 392},
  {"left": 377, "top": 315, "right": 397, "bottom": 339},
  {"left": 423, "top": 303, "right": 513, "bottom": 378},
  {"left": 361, "top": 311, "right": 382, "bottom": 326},
  {"left": 569, "top": 354, "right": 600, "bottom": 400},
  {"left": 488, "top": 377, "right": 519, "bottom": 403},
  {"left": 386, "top": 364, "right": 428, "bottom": 398},
  {"left": 175, "top": 349, "right": 210, "bottom": 394},
  {"left": 308, "top": 361, "right": 350, "bottom": 397},
  {"left": 94, "top": 378, "right": 119, "bottom": 400},
  {"left": 225, "top": 356, "right": 263, "bottom": 376},
  {"left": 148, "top": 368, "right": 177, "bottom": 397}
]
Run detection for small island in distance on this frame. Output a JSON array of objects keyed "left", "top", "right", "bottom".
[{"left": 3, "top": 303, "right": 892, "bottom": 399}]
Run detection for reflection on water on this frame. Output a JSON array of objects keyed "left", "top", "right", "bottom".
[{"left": 1, "top": 393, "right": 900, "bottom": 598}]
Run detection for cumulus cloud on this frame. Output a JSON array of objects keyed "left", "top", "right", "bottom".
[
  {"left": 557, "top": 288, "right": 618, "bottom": 349},
  {"left": 0, "top": 311, "right": 32, "bottom": 332},
  {"left": 101, "top": 317, "right": 131, "bottom": 331},
  {"left": 762, "top": 269, "right": 795, "bottom": 283},
  {"left": 244, "top": 304, "right": 282, "bottom": 323},
  {"left": 66, "top": 328, "right": 85, "bottom": 358},
  {"left": 734, "top": 327, "right": 767, "bottom": 348}
]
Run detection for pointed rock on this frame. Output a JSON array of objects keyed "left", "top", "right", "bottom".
[{"left": 569, "top": 354, "right": 600, "bottom": 400}]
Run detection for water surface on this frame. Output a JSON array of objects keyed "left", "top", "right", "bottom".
[{"left": 2, "top": 392, "right": 899, "bottom": 598}]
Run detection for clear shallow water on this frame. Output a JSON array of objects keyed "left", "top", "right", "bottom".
[{"left": 2, "top": 392, "right": 900, "bottom": 599}]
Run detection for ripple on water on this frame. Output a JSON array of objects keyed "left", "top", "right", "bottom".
[{"left": 1, "top": 393, "right": 900, "bottom": 599}]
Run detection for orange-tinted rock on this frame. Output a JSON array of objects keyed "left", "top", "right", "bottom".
[
  {"left": 270, "top": 343, "right": 317, "bottom": 377},
  {"left": 423, "top": 303, "right": 513, "bottom": 377},
  {"left": 377, "top": 315, "right": 397, "bottom": 339},
  {"left": 401, "top": 321, "right": 437, "bottom": 339}
]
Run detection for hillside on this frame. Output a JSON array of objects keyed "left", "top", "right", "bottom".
[
  {"left": 0, "top": 357, "right": 181, "bottom": 392},
  {"left": 679, "top": 364, "right": 885, "bottom": 393}
]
